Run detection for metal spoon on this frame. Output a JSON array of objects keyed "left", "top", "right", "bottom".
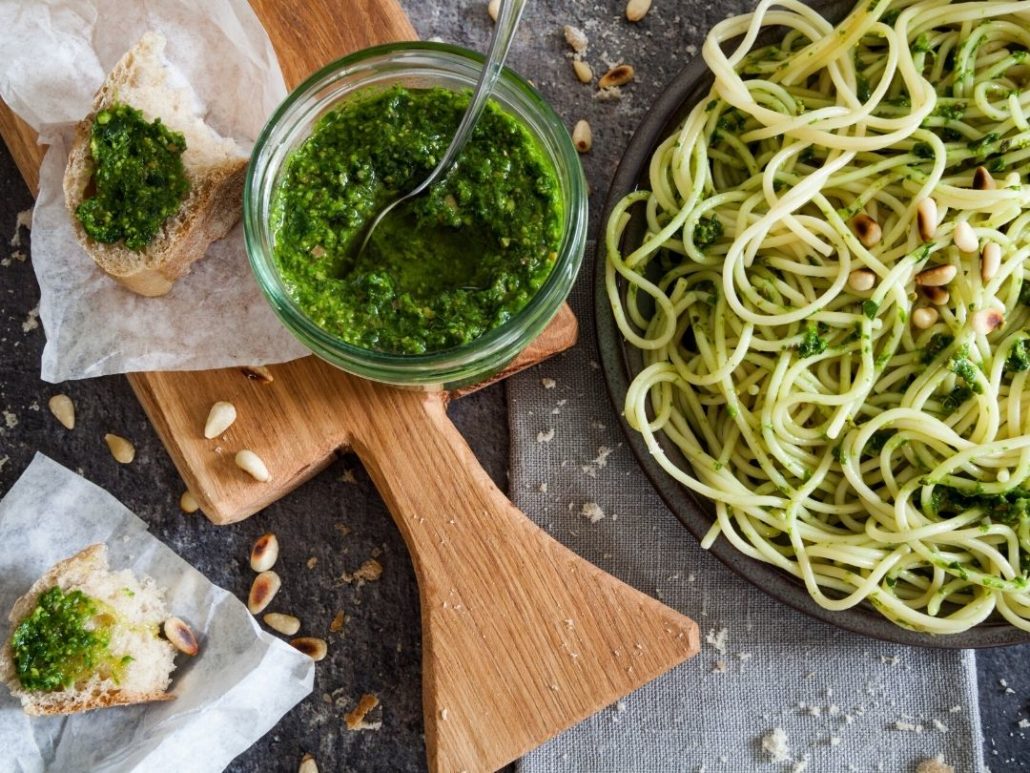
[{"left": 356, "top": 0, "right": 528, "bottom": 257}]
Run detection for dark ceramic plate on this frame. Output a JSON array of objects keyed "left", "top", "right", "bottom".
[{"left": 594, "top": 0, "right": 1030, "bottom": 649}]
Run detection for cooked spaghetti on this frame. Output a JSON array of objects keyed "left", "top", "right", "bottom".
[{"left": 606, "top": 0, "right": 1030, "bottom": 633}]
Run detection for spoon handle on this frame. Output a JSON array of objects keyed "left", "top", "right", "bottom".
[{"left": 407, "top": 0, "right": 528, "bottom": 199}]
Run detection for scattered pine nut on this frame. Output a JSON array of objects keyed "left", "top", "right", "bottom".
[
  {"left": 104, "top": 434, "right": 135, "bottom": 464},
  {"left": 163, "top": 617, "right": 200, "bottom": 656},
  {"left": 572, "top": 120, "right": 592, "bottom": 153},
  {"left": 916, "top": 198, "right": 938, "bottom": 241},
  {"left": 980, "top": 242, "right": 1001, "bottom": 282},
  {"left": 920, "top": 285, "right": 950, "bottom": 306},
  {"left": 973, "top": 166, "right": 996, "bottom": 191},
  {"left": 599, "top": 64, "right": 635, "bottom": 89},
  {"left": 241, "top": 365, "right": 274, "bottom": 383},
  {"left": 248, "top": 571, "right": 281, "bottom": 614},
  {"left": 299, "top": 754, "right": 319, "bottom": 773},
  {"left": 204, "top": 401, "right": 237, "bottom": 439},
  {"left": 847, "top": 269, "right": 876, "bottom": 292},
  {"left": 487, "top": 0, "right": 499, "bottom": 22},
  {"left": 971, "top": 308, "right": 1005, "bottom": 335},
  {"left": 563, "top": 25, "right": 588, "bottom": 53},
  {"left": 48, "top": 394, "right": 75, "bottom": 430},
  {"left": 852, "top": 214, "right": 882, "bottom": 248},
  {"left": 264, "top": 612, "right": 301, "bottom": 636},
  {"left": 572, "top": 59, "right": 593, "bottom": 83},
  {"left": 953, "top": 220, "right": 978, "bottom": 253},
  {"left": 180, "top": 490, "right": 200, "bottom": 514},
  {"left": 291, "top": 637, "right": 328, "bottom": 661},
  {"left": 235, "top": 449, "right": 271, "bottom": 482},
  {"left": 250, "top": 533, "right": 280, "bottom": 572},
  {"left": 626, "top": 0, "right": 652, "bottom": 22},
  {"left": 911, "top": 307, "right": 939, "bottom": 330},
  {"left": 915, "top": 264, "right": 957, "bottom": 287}
]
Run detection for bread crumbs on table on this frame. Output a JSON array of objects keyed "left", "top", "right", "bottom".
[{"left": 344, "top": 693, "right": 381, "bottom": 731}]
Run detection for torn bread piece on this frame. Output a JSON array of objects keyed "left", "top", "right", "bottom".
[{"left": 63, "top": 31, "right": 247, "bottom": 296}]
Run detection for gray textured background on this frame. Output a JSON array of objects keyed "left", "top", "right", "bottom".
[{"left": 0, "top": 0, "right": 1027, "bottom": 771}]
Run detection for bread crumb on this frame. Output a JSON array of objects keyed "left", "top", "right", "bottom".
[
  {"left": 341, "top": 558, "right": 383, "bottom": 585},
  {"left": 538, "top": 482, "right": 548, "bottom": 493},
  {"left": 916, "top": 755, "right": 954, "bottom": 773},
  {"left": 541, "top": 377, "right": 556, "bottom": 389},
  {"left": 10, "top": 208, "right": 31, "bottom": 247},
  {"left": 761, "top": 728, "right": 790, "bottom": 763},
  {"left": 948, "top": 705, "right": 962, "bottom": 713},
  {"left": 339, "top": 469, "right": 357, "bottom": 484},
  {"left": 344, "top": 693, "right": 381, "bottom": 731},
  {"left": 329, "top": 611, "right": 345, "bottom": 633},
  {"left": 712, "top": 659, "right": 727, "bottom": 673},
  {"left": 21, "top": 303, "right": 39, "bottom": 333},
  {"left": 334, "top": 523, "right": 352, "bottom": 537},
  {"left": 306, "top": 556, "right": 318, "bottom": 569},
  {"left": 705, "top": 627, "right": 728, "bottom": 654},
  {"left": 580, "top": 502, "right": 605, "bottom": 523},
  {"left": 829, "top": 736, "right": 841, "bottom": 746},
  {"left": 792, "top": 756, "right": 810, "bottom": 773},
  {"left": 881, "top": 654, "right": 898, "bottom": 665},
  {"left": 3, "top": 411, "right": 18, "bottom": 429},
  {"left": 537, "top": 428, "right": 555, "bottom": 443},
  {"left": 932, "top": 719, "right": 948, "bottom": 732},
  {"left": 563, "top": 24, "right": 588, "bottom": 53},
  {"left": 1018, "top": 718, "right": 1029, "bottom": 728},
  {"left": 892, "top": 720, "right": 923, "bottom": 733},
  {"left": 594, "top": 86, "right": 623, "bottom": 101}
]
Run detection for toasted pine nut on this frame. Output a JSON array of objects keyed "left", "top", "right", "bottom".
[
  {"left": 911, "top": 307, "right": 939, "bottom": 329},
  {"left": 250, "top": 533, "right": 280, "bottom": 572},
  {"left": 564, "top": 25, "right": 588, "bottom": 53},
  {"left": 971, "top": 308, "right": 1005, "bottom": 335},
  {"left": 264, "top": 612, "right": 301, "bottom": 636},
  {"left": 953, "top": 220, "right": 978, "bottom": 253},
  {"left": 204, "top": 401, "right": 237, "bottom": 439},
  {"left": 241, "top": 365, "right": 274, "bottom": 383},
  {"left": 572, "top": 59, "right": 593, "bottom": 83},
  {"left": 299, "top": 754, "right": 319, "bottom": 773},
  {"left": 848, "top": 269, "right": 876, "bottom": 292},
  {"left": 104, "top": 434, "right": 135, "bottom": 464},
  {"left": 980, "top": 242, "right": 1001, "bottom": 283},
  {"left": 973, "top": 166, "right": 996, "bottom": 191},
  {"left": 248, "top": 571, "right": 281, "bottom": 614},
  {"left": 48, "top": 394, "right": 75, "bottom": 430},
  {"left": 487, "top": 0, "right": 499, "bottom": 22},
  {"left": 235, "top": 450, "right": 271, "bottom": 482},
  {"left": 915, "top": 264, "right": 957, "bottom": 287},
  {"left": 852, "top": 214, "right": 882, "bottom": 248},
  {"left": 180, "top": 490, "right": 200, "bottom": 514},
  {"left": 920, "top": 285, "right": 950, "bottom": 306},
  {"left": 626, "top": 0, "right": 652, "bottom": 22},
  {"left": 572, "top": 120, "right": 592, "bottom": 153},
  {"left": 599, "top": 64, "right": 635, "bottom": 89},
  {"left": 291, "top": 637, "right": 328, "bottom": 661},
  {"left": 163, "top": 617, "right": 200, "bottom": 656},
  {"left": 917, "top": 198, "right": 938, "bottom": 241}
]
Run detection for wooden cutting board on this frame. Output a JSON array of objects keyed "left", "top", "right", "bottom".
[{"left": 0, "top": 1, "right": 700, "bottom": 771}]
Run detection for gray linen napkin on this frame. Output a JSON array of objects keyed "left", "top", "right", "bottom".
[{"left": 509, "top": 248, "right": 986, "bottom": 773}]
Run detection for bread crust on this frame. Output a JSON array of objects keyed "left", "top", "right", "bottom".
[{"left": 63, "top": 32, "right": 247, "bottom": 297}]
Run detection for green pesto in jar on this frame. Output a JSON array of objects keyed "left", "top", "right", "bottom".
[
  {"left": 11, "top": 586, "right": 129, "bottom": 692},
  {"left": 271, "top": 86, "right": 563, "bottom": 355},
  {"left": 76, "top": 103, "right": 190, "bottom": 252}
]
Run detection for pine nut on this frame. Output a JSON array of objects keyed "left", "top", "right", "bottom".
[
  {"left": 852, "top": 214, "right": 882, "bottom": 248},
  {"left": 599, "top": 64, "right": 635, "bottom": 89},
  {"left": 572, "top": 120, "right": 592, "bottom": 153},
  {"left": 973, "top": 166, "right": 996, "bottom": 191},
  {"left": 980, "top": 242, "right": 1001, "bottom": 282},
  {"left": 917, "top": 198, "right": 938, "bottom": 241},
  {"left": 971, "top": 308, "right": 1005, "bottom": 335},
  {"left": 264, "top": 612, "right": 301, "bottom": 636},
  {"left": 953, "top": 220, "right": 978, "bottom": 253},
  {"left": 487, "top": 0, "right": 499, "bottom": 22},
  {"left": 180, "top": 490, "right": 200, "bottom": 514},
  {"left": 564, "top": 25, "right": 588, "bottom": 53},
  {"left": 163, "top": 617, "right": 199, "bottom": 656},
  {"left": 241, "top": 365, "right": 274, "bottom": 383},
  {"left": 911, "top": 307, "right": 939, "bottom": 329},
  {"left": 299, "top": 754, "right": 319, "bottom": 773},
  {"left": 250, "top": 533, "right": 280, "bottom": 572},
  {"left": 290, "top": 637, "right": 328, "bottom": 661},
  {"left": 48, "top": 394, "right": 75, "bottom": 430},
  {"left": 204, "top": 401, "right": 237, "bottom": 439},
  {"left": 626, "top": 0, "right": 652, "bottom": 22},
  {"left": 104, "top": 433, "right": 135, "bottom": 464},
  {"left": 848, "top": 269, "right": 876, "bottom": 292},
  {"left": 920, "top": 285, "right": 950, "bottom": 306},
  {"left": 915, "top": 264, "right": 957, "bottom": 287},
  {"left": 572, "top": 59, "right": 593, "bottom": 83},
  {"left": 248, "top": 571, "right": 281, "bottom": 614},
  {"left": 235, "top": 450, "right": 271, "bottom": 482}
]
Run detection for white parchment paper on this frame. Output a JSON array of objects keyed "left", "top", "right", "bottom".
[
  {"left": 0, "top": 454, "right": 315, "bottom": 773},
  {"left": 0, "top": 0, "right": 309, "bottom": 383}
]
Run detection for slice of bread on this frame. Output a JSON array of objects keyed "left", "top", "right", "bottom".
[
  {"left": 63, "top": 31, "right": 248, "bottom": 297},
  {"left": 0, "top": 544, "right": 178, "bottom": 716}
]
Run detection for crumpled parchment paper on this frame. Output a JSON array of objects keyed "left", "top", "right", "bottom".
[
  {"left": 0, "top": 0, "right": 309, "bottom": 383},
  {"left": 0, "top": 454, "right": 314, "bottom": 773}
]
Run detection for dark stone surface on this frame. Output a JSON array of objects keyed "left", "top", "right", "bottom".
[{"left": 0, "top": 1, "right": 1026, "bottom": 771}]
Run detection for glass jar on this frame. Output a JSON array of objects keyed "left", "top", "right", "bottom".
[{"left": 244, "top": 42, "right": 587, "bottom": 390}]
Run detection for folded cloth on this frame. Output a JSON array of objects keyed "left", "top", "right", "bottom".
[{"left": 510, "top": 254, "right": 985, "bottom": 772}]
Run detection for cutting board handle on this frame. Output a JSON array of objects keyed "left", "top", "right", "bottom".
[{"left": 345, "top": 382, "right": 699, "bottom": 772}]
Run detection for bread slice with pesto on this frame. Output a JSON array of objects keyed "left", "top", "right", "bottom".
[
  {"left": 0, "top": 544, "right": 179, "bottom": 716},
  {"left": 63, "top": 31, "right": 248, "bottom": 297}
]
